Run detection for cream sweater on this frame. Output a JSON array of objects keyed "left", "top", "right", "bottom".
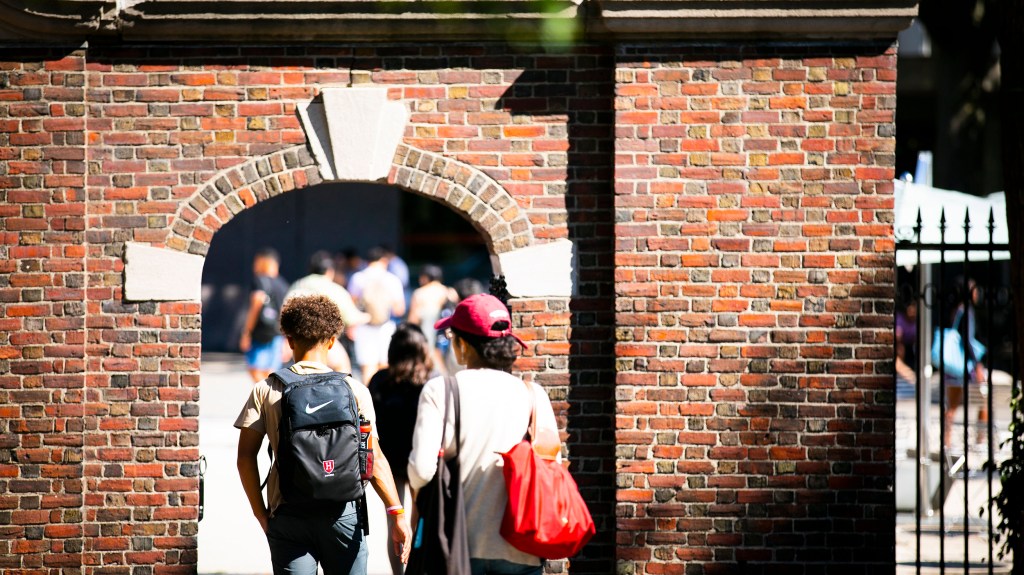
[{"left": 407, "top": 369, "right": 558, "bottom": 565}]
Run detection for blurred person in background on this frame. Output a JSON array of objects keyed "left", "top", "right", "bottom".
[
  {"left": 286, "top": 251, "right": 371, "bottom": 374},
  {"left": 240, "top": 248, "right": 290, "bottom": 383},
  {"left": 407, "top": 264, "right": 457, "bottom": 354},
  {"left": 942, "top": 277, "right": 989, "bottom": 449},
  {"left": 367, "top": 323, "right": 436, "bottom": 575},
  {"left": 349, "top": 246, "right": 406, "bottom": 382}
]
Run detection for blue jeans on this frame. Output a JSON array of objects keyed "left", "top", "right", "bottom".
[
  {"left": 267, "top": 502, "right": 366, "bottom": 575},
  {"left": 470, "top": 558, "right": 543, "bottom": 575}
]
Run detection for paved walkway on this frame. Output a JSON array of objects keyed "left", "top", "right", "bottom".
[{"left": 198, "top": 353, "right": 394, "bottom": 575}]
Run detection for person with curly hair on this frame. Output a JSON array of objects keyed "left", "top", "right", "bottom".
[
  {"left": 367, "top": 323, "right": 436, "bottom": 575},
  {"left": 235, "top": 294, "right": 411, "bottom": 575}
]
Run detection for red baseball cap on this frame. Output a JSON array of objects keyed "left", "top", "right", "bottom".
[{"left": 434, "top": 294, "right": 525, "bottom": 347}]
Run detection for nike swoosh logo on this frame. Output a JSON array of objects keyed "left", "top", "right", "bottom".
[{"left": 305, "top": 401, "right": 334, "bottom": 414}]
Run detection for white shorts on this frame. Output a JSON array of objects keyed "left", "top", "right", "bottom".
[{"left": 354, "top": 321, "right": 396, "bottom": 368}]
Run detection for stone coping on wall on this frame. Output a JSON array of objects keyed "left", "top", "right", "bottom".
[{"left": 0, "top": 0, "right": 917, "bottom": 41}]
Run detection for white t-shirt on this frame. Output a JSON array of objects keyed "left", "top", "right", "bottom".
[
  {"left": 407, "top": 369, "right": 558, "bottom": 565},
  {"left": 348, "top": 266, "right": 404, "bottom": 309},
  {"left": 285, "top": 273, "right": 363, "bottom": 327}
]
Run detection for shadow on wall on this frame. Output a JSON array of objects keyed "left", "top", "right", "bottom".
[{"left": 496, "top": 48, "right": 618, "bottom": 573}]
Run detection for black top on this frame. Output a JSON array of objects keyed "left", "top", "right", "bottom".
[
  {"left": 249, "top": 274, "right": 289, "bottom": 343},
  {"left": 367, "top": 370, "right": 426, "bottom": 481}
]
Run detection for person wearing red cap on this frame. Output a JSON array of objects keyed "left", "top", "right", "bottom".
[{"left": 407, "top": 294, "right": 558, "bottom": 575}]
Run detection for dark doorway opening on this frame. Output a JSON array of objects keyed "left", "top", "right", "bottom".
[{"left": 200, "top": 183, "right": 491, "bottom": 353}]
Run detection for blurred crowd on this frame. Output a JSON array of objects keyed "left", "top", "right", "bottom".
[{"left": 238, "top": 245, "right": 487, "bottom": 384}]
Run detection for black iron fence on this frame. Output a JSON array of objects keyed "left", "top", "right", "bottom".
[{"left": 895, "top": 207, "right": 1016, "bottom": 574}]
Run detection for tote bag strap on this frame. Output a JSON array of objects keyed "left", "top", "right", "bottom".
[
  {"left": 448, "top": 375, "right": 461, "bottom": 458},
  {"left": 437, "top": 375, "right": 461, "bottom": 472}
]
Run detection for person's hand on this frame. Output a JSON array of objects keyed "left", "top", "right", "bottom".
[
  {"left": 975, "top": 364, "right": 987, "bottom": 384},
  {"left": 388, "top": 512, "right": 412, "bottom": 563},
  {"left": 239, "top": 332, "right": 252, "bottom": 353}
]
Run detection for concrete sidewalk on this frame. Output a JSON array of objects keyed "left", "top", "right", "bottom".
[{"left": 198, "top": 353, "right": 395, "bottom": 575}]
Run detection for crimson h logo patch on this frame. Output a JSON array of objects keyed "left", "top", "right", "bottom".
[{"left": 322, "top": 460, "right": 335, "bottom": 474}]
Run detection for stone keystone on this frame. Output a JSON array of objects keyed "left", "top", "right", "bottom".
[{"left": 297, "top": 87, "right": 409, "bottom": 182}]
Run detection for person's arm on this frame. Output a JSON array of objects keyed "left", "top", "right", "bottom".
[
  {"left": 407, "top": 291, "right": 423, "bottom": 326},
  {"left": 531, "top": 383, "right": 563, "bottom": 461},
  {"left": 895, "top": 355, "right": 916, "bottom": 382},
  {"left": 370, "top": 444, "right": 412, "bottom": 563},
  {"left": 237, "top": 427, "right": 270, "bottom": 533},
  {"left": 239, "top": 290, "right": 266, "bottom": 352}
]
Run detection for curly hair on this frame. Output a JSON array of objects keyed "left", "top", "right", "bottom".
[
  {"left": 279, "top": 294, "right": 343, "bottom": 348},
  {"left": 451, "top": 328, "right": 520, "bottom": 372},
  {"left": 386, "top": 323, "right": 434, "bottom": 386}
]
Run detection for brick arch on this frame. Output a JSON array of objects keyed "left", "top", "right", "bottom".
[{"left": 164, "top": 143, "right": 534, "bottom": 257}]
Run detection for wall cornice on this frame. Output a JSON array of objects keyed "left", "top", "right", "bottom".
[
  {"left": 591, "top": 0, "right": 919, "bottom": 40},
  {"left": 0, "top": 0, "right": 917, "bottom": 42}
]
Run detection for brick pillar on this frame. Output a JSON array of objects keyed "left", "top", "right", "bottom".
[
  {"left": 613, "top": 44, "right": 897, "bottom": 573},
  {"left": 0, "top": 47, "right": 88, "bottom": 572}
]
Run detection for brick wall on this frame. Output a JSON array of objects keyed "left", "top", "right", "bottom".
[
  {"left": 613, "top": 44, "right": 896, "bottom": 573},
  {"left": 0, "top": 40, "right": 895, "bottom": 574},
  {"left": 0, "top": 46, "right": 88, "bottom": 572}
]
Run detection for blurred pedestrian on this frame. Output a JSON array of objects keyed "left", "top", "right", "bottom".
[
  {"left": 383, "top": 244, "right": 410, "bottom": 291},
  {"left": 286, "top": 251, "right": 371, "bottom": 373},
  {"left": 408, "top": 264, "right": 457, "bottom": 352},
  {"left": 339, "top": 247, "right": 365, "bottom": 288},
  {"left": 349, "top": 246, "right": 406, "bottom": 382},
  {"left": 367, "top": 323, "right": 435, "bottom": 575},
  {"left": 895, "top": 301, "right": 918, "bottom": 400},
  {"left": 240, "top": 248, "right": 289, "bottom": 383},
  {"left": 941, "top": 277, "right": 989, "bottom": 448}
]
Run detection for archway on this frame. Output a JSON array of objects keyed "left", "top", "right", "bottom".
[
  {"left": 123, "top": 142, "right": 575, "bottom": 304},
  {"left": 195, "top": 178, "right": 496, "bottom": 574},
  {"left": 116, "top": 140, "right": 575, "bottom": 574}
]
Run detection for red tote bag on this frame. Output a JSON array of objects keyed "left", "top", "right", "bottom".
[{"left": 499, "top": 391, "right": 595, "bottom": 559}]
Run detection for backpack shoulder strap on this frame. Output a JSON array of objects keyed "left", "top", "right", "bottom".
[
  {"left": 336, "top": 372, "right": 361, "bottom": 420},
  {"left": 269, "top": 367, "right": 304, "bottom": 389}
]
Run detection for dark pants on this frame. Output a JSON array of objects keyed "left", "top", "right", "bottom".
[{"left": 267, "top": 502, "right": 367, "bottom": 575}]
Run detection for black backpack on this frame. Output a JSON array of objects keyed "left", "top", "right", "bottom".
[{"left": 271, "top": 368, "right": 365, "bottom": 506}]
